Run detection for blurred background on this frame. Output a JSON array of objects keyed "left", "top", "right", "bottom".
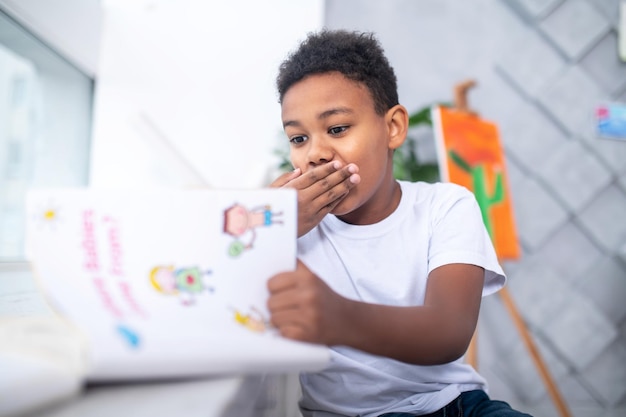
[{"left": 0, "top": 0, "right": 625, "bottom": 416}]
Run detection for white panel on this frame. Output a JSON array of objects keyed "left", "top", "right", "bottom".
[
  {"left": 0, "top": 0, "right": 102, "bottom": 76},
  {"left": 90, "top": 0, "right": 324, "bottom": 189}
]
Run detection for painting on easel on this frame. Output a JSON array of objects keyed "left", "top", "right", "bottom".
[{"left": 431, "top": 104, "right": 520, "bottom": 261}]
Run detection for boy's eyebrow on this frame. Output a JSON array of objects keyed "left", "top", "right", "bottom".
[
  {"left": 283, "top": 107, "right": 354, "bottom": 128},
  {"left": 318, "top": 107, "right": 353, "bottom": 119}
]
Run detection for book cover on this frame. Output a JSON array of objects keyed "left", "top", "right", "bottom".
[
  {"left": 432, "top": 106, "right": 521, "bottom": 260},
  {"left": 24, "top": 188, "right": 329, "bottom": 381}
]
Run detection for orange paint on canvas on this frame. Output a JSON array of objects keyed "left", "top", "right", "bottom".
[{"left": 433, "top": 106, "right": 520, "bottom": 260}]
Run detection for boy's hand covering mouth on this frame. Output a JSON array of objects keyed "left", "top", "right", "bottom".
[{"left": 271, "top": 162, "right": 360, "bottom": 237}]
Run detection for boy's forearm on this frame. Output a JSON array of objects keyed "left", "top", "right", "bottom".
[
  {"left": 268, "top": 262, "right": 483, "bottom": 365},
  {"left": 330, "top": 263, "right": 484, "bottom": 365},
  {"left": 335, "top": 300, "right": 477, "bottom": 365}
]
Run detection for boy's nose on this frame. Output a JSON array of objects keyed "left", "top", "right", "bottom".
[{"left": 307, "top": 138, "right": 334, "bottom": 166}]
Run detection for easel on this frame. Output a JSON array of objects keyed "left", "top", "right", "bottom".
[{"left": 452, "top": 80, "right": 572, "bottom": 417}]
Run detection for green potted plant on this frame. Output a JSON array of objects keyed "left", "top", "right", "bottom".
[{"left": 392, "top": 104, "right": 440, "bottom": 183}]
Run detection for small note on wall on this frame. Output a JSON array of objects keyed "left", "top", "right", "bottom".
[{"left": 596, "top": 102, "right": 626, "bottom": 141}]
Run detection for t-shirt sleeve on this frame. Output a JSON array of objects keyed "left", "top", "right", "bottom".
[{"left": 427, "top": 183, "right": 505, "bottom": 296}]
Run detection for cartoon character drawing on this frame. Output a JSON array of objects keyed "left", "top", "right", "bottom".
[
  {"left": 223, "top": 203, "right": 283, "bottom": 256},
  {"left": 149, "top": 265, "right": 214, "bottom": 305},
  {"left": 232, "top": 306, "right": 269, "bottom": 333}
]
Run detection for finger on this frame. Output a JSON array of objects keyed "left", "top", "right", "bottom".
[
  {"left": 312, "top": 163, "right": 359, "bottom": 195},
  {"left": 290, "top": 161, "right": 343, "bottom": 190},
  {"left": 267, "top": 289, "right": 301, "bottom": 312},
  {"left": 317, "top": 191, "right": 346, "bottom": 215},
  {"left": 268, "top": 301, "right": 301, "bottom": 321},
  {"left": 310, "top": 165, "right": 360, "bottom": 206},
  {"left": 267, "top": 272, "right": 297, "bottom": 294},
  {"left": 269, "top": 307, "right": 311, "bottom": 336},
  {"left": 295, "top": 164, "right": 357, "bottom": 206},
  {"left": 277, "top": 324, "right": 309, "bottom": 342},
  {"left": 270, "top": 168, "right": 302, "bottom": 188}
]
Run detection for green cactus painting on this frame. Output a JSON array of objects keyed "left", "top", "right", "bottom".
[
  {"left": 433, "top": 105, "right": 520, "bottom": 260},
  {"left": 448, "top": 150, "right": 504, "bottom": 239}
]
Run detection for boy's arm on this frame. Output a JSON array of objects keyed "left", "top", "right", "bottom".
[
  {"left": 270, "top": 162, "right": 360, "bottom": 237},
  {"left": 267, "top": 260, "right": 483, "bottom": 366}
]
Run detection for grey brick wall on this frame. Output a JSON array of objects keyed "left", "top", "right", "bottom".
[{"left": 325, "top": 1, "right": 626, "bottom": 416}]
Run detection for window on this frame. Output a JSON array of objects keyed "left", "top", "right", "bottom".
[{"left": 0, "top": 9, "right": 93, "bottom": 262}]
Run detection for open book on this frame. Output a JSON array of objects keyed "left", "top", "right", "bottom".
[{"left": 20, "top": 188, "right": 329, "bottom": 382}]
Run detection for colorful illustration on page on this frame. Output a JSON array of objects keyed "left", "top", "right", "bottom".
[
  {"left": 223, "top": 203, "right": 283, "bottom": 257},
  {"left": 31, "top": 199, "right": 63, "bottom": 230},
  {"left": 232, "top": 306, "right": 270, "bottom": 333},
  {"left": 149, "top": 265, "right": 214, "bottom": 306}
]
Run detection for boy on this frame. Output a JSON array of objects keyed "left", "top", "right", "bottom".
[{"left": 268, "top": 30, "right": 531, "bottom": 417}]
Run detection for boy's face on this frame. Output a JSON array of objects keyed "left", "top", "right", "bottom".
[{"left": 281, "top": 72, "right": 402, "bottom": 223}]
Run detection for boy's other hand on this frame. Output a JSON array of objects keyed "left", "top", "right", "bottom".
[
  {"left": 270, "top": 162, "right": 360, "bottom": 237},
  {"left": 267, "top": 260, "right": 348, "bottom": 345}
]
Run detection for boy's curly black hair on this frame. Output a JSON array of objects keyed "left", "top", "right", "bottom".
[{"left": 276, "top": 30, "right": 399, "bottom": 116}]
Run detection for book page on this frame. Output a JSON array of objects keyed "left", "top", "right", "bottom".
[{"left": 25, "top": 188, "right": 329, "bottom": 381}]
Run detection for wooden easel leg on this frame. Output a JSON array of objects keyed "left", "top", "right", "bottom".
[
  {"left": 499, "top": 287, "right": 572, "bottom": 417},
  {"left": 467, "top": 329, "right": 478, "bottom": 370}
]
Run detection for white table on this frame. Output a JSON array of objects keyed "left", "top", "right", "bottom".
[{"left": 19, "top": 374, "right": 298, "bottom": 417}]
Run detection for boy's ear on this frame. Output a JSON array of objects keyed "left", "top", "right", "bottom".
[{"left": 385, "top": 104, "right": 409, "bottom": 150}]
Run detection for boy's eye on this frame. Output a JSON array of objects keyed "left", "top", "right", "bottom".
[
  {"left": 289, "top": 135, "right": 308, "bottom": 145},
  {"left": 328, "top": 126, "right": 348, "bottom": 135}
]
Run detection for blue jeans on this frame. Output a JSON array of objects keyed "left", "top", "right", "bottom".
[{"left": 378, "top": 390, "right": 533, "bottom": 417}]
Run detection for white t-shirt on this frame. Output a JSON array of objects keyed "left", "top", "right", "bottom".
[{"left": 297, "top": 180, "right": 505, "bottom": 417}]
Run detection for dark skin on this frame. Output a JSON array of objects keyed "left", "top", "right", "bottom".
[
  {"left": 270, "top": 161, "right": 360, "bottom": 238},
  {"left": 269, "top": 72, "right": 484, "bottom": 366}
]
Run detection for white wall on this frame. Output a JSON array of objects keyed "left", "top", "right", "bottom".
[
  {"left": 0, "top": 2, "right": 96, "bottom": 260},
  {"left": 90, "top": 1, "right": 324, "bottom": 190},
  {"left": 0, "top": 0, "right": 323, "bottom": 188},
  {"left": 0, "top": 0, "right": 101, "bottom": 77}
]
